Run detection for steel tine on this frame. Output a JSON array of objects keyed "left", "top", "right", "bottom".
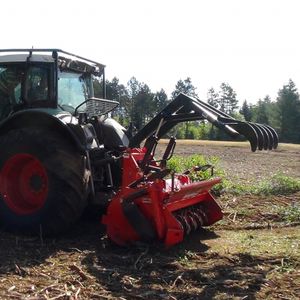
[
  {"left": 259, "top": 124, "right": 270, "bottom": 150},
  {"left": 251, "top": 123, "right": 269, "bottom": 150},
  {"left": 223, "top": 121, "right": 259, "bottom": 152},
  {"left": 260, "top": 124, "right": 271, "bottom": 150},
  {"left": 261, "top": 125, "right": 274, "bottom": 150},
  {"left": 265, "top": 125, "right": 279, "bottom": 149},
  {"left": 248, "top": 122, "right": 264, "bottom": 150},
  {"left": 189, "top": 94, "right": 279, "bottom": 151}
]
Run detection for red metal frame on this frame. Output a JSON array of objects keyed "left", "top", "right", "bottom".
[{"left": 102, "top": 148, "right": 223, "bottom": 247}]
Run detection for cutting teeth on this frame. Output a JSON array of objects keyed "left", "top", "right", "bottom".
[
  {"left": 175, "top": 205, "right": 208, "bottom": 234},
  {"left": 192, "top": 210, "right": 204, "bottom": 226},
  {"left": 183, "top": 214, "right": 192, "bottom": 234},
  {"left": 195, "top": 207, "right": 209, "bottom": 225},
  {"left": 187, "top": 211, "right": 198, "bottom": 230}
]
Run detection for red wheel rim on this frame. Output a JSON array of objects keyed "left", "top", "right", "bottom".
[{"left": 0, "top": 153, "right": 48, "bottom": 215}]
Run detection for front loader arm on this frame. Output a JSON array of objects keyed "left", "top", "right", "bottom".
[{"left": 129, "top": 93, "right": 278, "bottom": 151}]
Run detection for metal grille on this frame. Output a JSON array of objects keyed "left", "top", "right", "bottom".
[{"left": 85, "top": 98, "right": 119, "bottom": 117}]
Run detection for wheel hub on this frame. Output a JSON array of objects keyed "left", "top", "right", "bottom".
[
  {"left": 0, "top": 153, "right": 49, "bottom": 215},
  {"left": 30, "top": 174, "right": 44, "bottom": 192}
]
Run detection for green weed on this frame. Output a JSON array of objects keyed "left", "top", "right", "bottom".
[
  {"left": 167, "top": 154, "right": 225, "bottom": 193},
  {"left": 225, "top": 173, "right": 300, "bottom": 196},
  {"left": 274, "top": 257, "right": 299, "bottom": 273},
  {"left": 168, "top": 155, "right": 300, "bottom": 196},
  {"left": 277, "top": 205, "right": 300, "bottom": 223},
  {"left": 168, "top": 154, "right": 223, "bottom": 180}
]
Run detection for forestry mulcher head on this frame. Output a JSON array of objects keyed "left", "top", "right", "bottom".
[
  {"left": 102, "top": 144, "right": 222, "bottom": 247},
  {"left": 102, "top": 94, "right": 278, "bottom": 247}
]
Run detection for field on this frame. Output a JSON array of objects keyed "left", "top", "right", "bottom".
[{"left": 0, "top": 141, "right": 299, "bottom": 300}]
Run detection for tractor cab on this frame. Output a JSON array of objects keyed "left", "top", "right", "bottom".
[{"left": 0, "top": 49, "right": 106, "bottom": 121}]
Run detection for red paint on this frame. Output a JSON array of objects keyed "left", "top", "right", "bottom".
[
  {"left": 0, "top": 153, "right": 48, "bottom": 215},
  {"left": 102, "top": 148, "right": 223, "bottom": 247}
]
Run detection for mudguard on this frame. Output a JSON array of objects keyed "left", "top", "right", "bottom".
[{"left": 0, "top": 109, "right": 86, "bottom": 152}]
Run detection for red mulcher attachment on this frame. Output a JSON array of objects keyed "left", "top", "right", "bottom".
[{"left": 102, "top": 139, "right": 223, "bottom": 247}]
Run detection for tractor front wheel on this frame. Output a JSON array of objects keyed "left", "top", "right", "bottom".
[{"left": 0, "top": 128, "right": 89, "bottom": 235}]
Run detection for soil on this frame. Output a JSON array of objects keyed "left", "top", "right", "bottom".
[{"left": 0, "top": 142, "right": 299, "bottom": 299}]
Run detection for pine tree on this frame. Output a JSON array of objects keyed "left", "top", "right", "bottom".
[
  {"left": 154, "top": 89, "right": 168, "bottom": 113},
  {"left": 106, "top": 77, "right": 120, "bottom": 101},
  {"left": 207, "top": 88, "right": 219, "bottom": 109},
  {"left": 171, "top": 77, "right": 199, "bottom": 138},
  {"left": 171, "top": 77, "right": 198, "bottom": 100},
  {"left": 127, "top": 78, "right": 154, "bottom": 130},
  {"left": 276, "top": 79, "right": 300, "bottom": 143},
  {"left": 255, "top": 99, "right": 269, "bottom": 124},
  {"left": 240, "top": 100, "right": 252, "bottom": 121},
  {"left": 219, "top": 83, "right": 238, "bottom": 115}
]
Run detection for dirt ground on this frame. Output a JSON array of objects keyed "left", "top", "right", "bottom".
[{"left": 0, "top": 141, "right": 299, "bottom": 300}]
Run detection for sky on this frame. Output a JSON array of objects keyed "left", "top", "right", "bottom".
[{"left": 1, "top": 0, "right": 300, "bottom": 104}]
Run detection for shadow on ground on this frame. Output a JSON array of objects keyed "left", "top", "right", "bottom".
[
  {"left": 0, "top": 221, "right": 290, "bottom": 299},
  {"left": 81, "top": 229, "right": 273, "bottom": 300}
]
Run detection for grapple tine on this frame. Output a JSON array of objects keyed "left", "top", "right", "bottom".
[
  {"left": 189, "top": 95, "right": 278, "bottom": 151},
  {"left": 252, "top": 122, "right": 274, "bottom": 150},
  {"left": 265, "top": 124, "right": 279, "bottom": 149},
  {"left": 249, "top": 122, "right": 265, "bottom": 150},
  {"left": 259, "top": 124, "right": 271, "bottom": 150},
  {"left": 235, "top": 122, "right": 259, "bottom": 152},
  {"left": 218, "top": 118, "right": 259, "bottom": 152},
  {"left": 261, "top": 124, "right": 274, "bottom": 150},
  {"left": 260, "top": 124, "right": 271, "bottom": 150}
]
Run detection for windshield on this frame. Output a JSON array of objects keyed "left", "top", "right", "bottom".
[{"left": 58, "top": 71, "right": 92, "bottom": 112}]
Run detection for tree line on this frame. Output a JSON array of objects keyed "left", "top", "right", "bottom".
[{"left": 94, "top": 77, "right": 300, "bottom": 144}]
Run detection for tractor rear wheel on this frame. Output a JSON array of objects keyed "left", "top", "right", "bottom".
[{"left": 0, "top": 128, "right": 89, "bottom": 235}]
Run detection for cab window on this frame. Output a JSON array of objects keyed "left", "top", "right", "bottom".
[
  {"left": 0, "top": 65, "right": 24, "bottom": 120},
  {"left": 58, "top": 71, "right": 91, "bottom": 111},
  {"left": 27, "top": 67, "right": 49, "bottom": 102}
]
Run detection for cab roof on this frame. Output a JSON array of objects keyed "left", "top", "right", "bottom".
[{"left": 0, "top": 49, "right": 105, "bottom": 75}]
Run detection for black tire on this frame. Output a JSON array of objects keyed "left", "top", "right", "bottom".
[{"left": 0, "top": 128, "right": 89, "bottom": 235}]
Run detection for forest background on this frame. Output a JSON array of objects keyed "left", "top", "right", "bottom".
[{"left": 95, "top": 76, "right": 300, "bottom": 143}]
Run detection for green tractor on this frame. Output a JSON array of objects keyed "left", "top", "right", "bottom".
[
  {"left": 0, "top": 49, "right": 278, "bottom": 246},
  {"left": 0, "top": 49, "right": 125, "bottom": 235}
]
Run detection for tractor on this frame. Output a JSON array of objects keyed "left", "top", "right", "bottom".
[{"left": 0, "top": 49, "right": 278, "bottom": 247}]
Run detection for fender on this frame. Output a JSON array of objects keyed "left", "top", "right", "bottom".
[{"left": 0, "top": 110, "right": 85, "bottom": 153}]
